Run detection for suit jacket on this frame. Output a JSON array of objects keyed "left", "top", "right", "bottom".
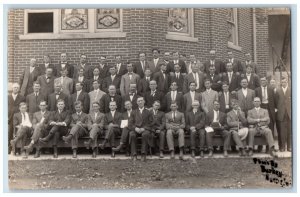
[
  {"left": 19, "top": 66, "right": 42, "bottom": 96},
  {"left": 201, "top": 89, "right": 219, "bottom": 113},
  {"left": 101, "top": 75, "right": 121, "bottom": 94},
  {"left": 73, "top": 76, "right": 90, "bottom": 93},
  {"left": 134, "top": 61, "right": 149, "bottom": 79},
  {"left": 169, "top": 72, "right": 185, "bottom": 93},
  {"left": 87, "top": 76, "right": 103, "bottom": 92},
  {"left": 128, "top": 108, "right": 153, "bottom": 131},
  {"left": 153, "top": 71, "right": 170, "bottom": 94},
  {"left": 275, "top": 86, "right": 291, "bottom": 121},
  {"left": 26, "top": 92, "right": 47, "bottom": 114},
  {"left": 115, "top": 63, "right": 128, "bottom": 77},
  {"left": 244, "top": 73, "right": 260, "bottom": 90},
  {"left": 39, "top": 63, "right": 57, "bottom": 76},
  {"left": 205, "top": 110, "right": 227, "bottom": 129},
  {"left": 247, "top": 108, "right": 270, "bottom": 127},
  {"left": 183, "top": 72, "right": 205, "bottom": 93},
  {"left": 87, "top": 111, "right": 105, "bottom": 130},
  {"left": 104, "top": 111, "right": 122, "bottom": 129},
  {"left": 37, "top": 74, "right": 55, "bottom": 97},
  {"left": 122, "top": 92, "right": 139, "bottom": 110},
  {"left": 120, "top": 72, "right": 141, "bottom": 97},
  {"left": 99, "top": 94, "right": 122, "bottom": 114},
  {"left": 183, "top": 91, "right": 204, "bottom": 113},
  {"left": 150, "top": 110, "right": 165, "bottom": 131},
  {"left": 224, "top": 58, "right": 243, "bottom": 73},
  {"left": 73, "top": 64, "right": 93, "bottom": 80},
  {"left": 185, "top": 110, "right": 206, "bottom": 130},
  {"left": 49, "top": 110, "right": 71, "bottom": 126},
  {"left": 241, "top": 61, "right": 259, "bottom": 75},
  {"left": 88, "top": 89, "right": 106, "bottom": 112},
  {"left": 47, "top": 91, "right": 70, "bottom": 111},
  {"left": 237, "top": 88, "right": 255, "bottom": 113},
  {"left": 148, "top": 58, "right": 165, "bottom": 74},
  {"left": 8, "top": 94, "right": 25, "bottom": 122},
  {"left": 32, "top": 110, "right": 51, "bottom": 129},
  {"left": 97, "top": 64, "right": 110, "bottom": 79},
  {"left": 168, "top": 60, "right": 187, "bottom": 74},
  {"left": 219, "top": 91, "right": 233, "bottom": 113},
  {"left": 227, "top": 110, "right": 248, "bottom": 130},
  {"left": 165, "top": 111, "right": 185, "bottom": 130},
  {"left": 137, "top": 77, "right": 151, "bottom": 97},
  {"left": 54, "top": 76, "right": 74, "bottom": 96},
  {"left": 70, "top": 112, "right": 89, "bottom": 131},
  {"left": 221, "top": 72, "right": 241, "bottom": 92},
  {"left": 255, "top": 86, "right": 276, "bottom": 121},
  {"left": 165, "top": 91, "right": 183, "bottom": 112},
  {"left": 204, "top": 73, "right": 222, "bottom": 92},
  {"left": 13, "top": 112, "right": 33, "bottom": 129},
  {"left": 203, "top": 59, "right": 226, "bottom": 75},
  {"left": 144, "top": 90, "right": 165, "bottom": 110},
  {"left": 55, "top": 62, "right": 74, "bottom": 78},
  {"left": 70, "top": 91, "right": 90, "bottom": 113}
]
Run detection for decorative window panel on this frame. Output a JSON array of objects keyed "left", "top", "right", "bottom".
[
  {"left": 97, "top": 9, "right": 121, "bottom": 30},
  {"left": 227, "top": 8, "right": 239, "bottom": 46},
  {"left": 167, "top": 8, "right": 189, "bottom": 34},
  {"left": 61, "top": 9, "right": 88, "bottom": 30}
]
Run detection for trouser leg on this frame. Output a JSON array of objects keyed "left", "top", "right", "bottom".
[
  {"left": 166, "top": 129, "right": 175, "bottom": 151},
  {"left": 261, "top": 128, "right": 275, "bottom": 149},
  {"left": 178, "top": 129, "right": 185, "bottom": 148},
  {"left": 52, "top": 126, "right": 68, "bottom": 146},
  {"left": 141, "top": 130, "right": 150, "bottom": 154},
  {"left": 248, "top": 128, "right": 257, "bottom": 149},
  {"left": 199, "top": 129, "right": 206, "bottom": 151},
  {"left": 120, "top": 127, "right": 130, "bottom": 145},
  {"left": 70, "top": 125, "right": 86, "bottom": 149},
  {"left": 222, "top": 130, "right": 231, "bottom": 151},
  {"left": 206, "top": 132, "right": 214, "bottom": 150},
  {"left": 232, "top": 130, "right": 244, "bottom": 148},
  {"left": 90, "top": 125, "right": 100, "bottom": 149},
  {"left": 31, "top": 124, "right": 43, "bottom": 143},
  {"left": 286, "top": 117, "right": 291, "bottom": 150},
  {"left": 159, "top": 130, "right": 166, "bottom": 151},
  {"left": 190, "top": 129, "right": 196, "bottom": 150},
  {"left": 129, "top": 131, "right": 137, "bottom": 155}
]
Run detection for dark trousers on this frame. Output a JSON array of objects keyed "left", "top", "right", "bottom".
[
  {"left": 190, "top": 129, "right": 205, "bottom": 150},
  {"left": 31, "top": 123, "right": 47, "bottom": 143},
  {"left": 13, "top": 126, "right": 32, "bottom": 151},
  {"left": 277, "top": 113, "right": 291, "bottom": 150},
  {"left": 8, "top": 122, "right": 13, "bottom": 152},
  {"left": 129, "top": 129, "right": 150, "bottom": 155},
  {"left": 206, "top": 129, "right": 231, "bottom": 151},
  {"left": 49, "top": 126, "right": 68, "bottom": 146},
  {"left": 101, "top": 126, "right": 120, "bottom": 147},
  {"left": 248, "top": 126, "right": 275, "bottom": 149},
  {"left": 89, "top": 125, "right": 101, "bottom": 149},
  {"left": 120, "top": 127, "right": 130, "bottom": 145},
  {"left": 69, "top": 125, "right": 87, "bottom": 149},
  {"left": 149, "top": 130, "right": 166, "bottom": 151}
]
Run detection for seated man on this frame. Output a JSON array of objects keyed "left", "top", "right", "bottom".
[
  {"left": 62, "top": 101, "right": 89, "bottom": 158},
  {"left": 10, "top": 102, "right": 33, "bottom": 158},
  {"left": 128, "top": 97, "right": 153, "bottom": 161},
  {"left": 39, "top": 99, "right": 71, "bottom": 158},
  {"left": 205, "top": 100, "right": 231, "bottom": 157},
  {"left": 247, "top": 97, "right": 277, "bottom": 157},
  {"left": 165, "top": 102, "right": 185, "bottom": 160},
  {"left": 24, "top": 100, "right": 51, "bottom": 158},
  {"left": 185, "top": 100, "right": 206, "bottom": 158},
  {"left": 149, "top": 100, "right": 166, "bottom": 158},
  {"left": 84, "top": 102, "right": 105, "bottom": 158},
  {"left": 227, "top": 99, "right": 248, "bottom": 156},
  {"left": 99, "top": 101, "right": 122, "bottom": 158}
]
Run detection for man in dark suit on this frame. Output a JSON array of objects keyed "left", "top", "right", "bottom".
[
  {"left": 10, "top": 102, "right": 33, "bottom": 157},
  {"left": 97, "top": 56, "right": 110, "bottom": 80},
  {"left": 205, "top": 65, "right": 222, "bottom": 92},
  {"left": 39, "top": 54, "right": 57, "bottom": 76},
  {"left": 241, "top": 53, "right": 259, "bottom": 75},
  {"left": 73, "top": 53, "right": 93, "bottom": 80},
  {"left": 275, "top": 77, "right": 291, "bottom": 152},
  {"left": 128, "top": 97, "right": 153, "bottom": 161},
  {"left": 186, "top": 100, "right": 206, "bottom": 158},
  {"left": 221, "top": 62, "right": 241, "bottom": 94},
  {"left": 149, "top": 100, "right": 166, "bottom": 158},
  {"left": 134, "top": 52, "right": 149, "bottom": 79},
  {"left": 148, "top": 48, "right": 164, "bottom": 74},
  {"left": 8, "top": 83, "right": 25, "bottom": 153},
  {"left": 219, "top": 82, "right": 234, "bottom": 113},
  {"left": 102, "top": 66, "right": 121, "bottom": 94},
  {"left": 183, "top": 63, "right": 205, "bottom": 93},
  {"left": 70, "top": 82, "right": 90, "bottom": 113},
  {"left": 203, "top": 50, "right": 225, "bottom": 75},
  {"left": 169, "top": 63, "right": 185, "bottom": 93},
  {"left": 236, "top": 79, "right": 255, "bottom": 115},
  {"left": 165, "top": 81, "right": 184, "bottom": 112},
  {"left": 39, "top": 99, "right": 71, "bottom": 158},
  {"left": 24, "top": 100, "right": 51, "bottom": 158},
  {"left": 144, "top": 80, "right": 165, "bottom": 111},
  {"left": 19, "top": 58, "right": 42, "bottom": 96},
  {"left": 122, "top": 83, "right": 139, "bottom": 110},
  {"left": 37, "top": 67, "right": 55, "bottom": 97},
  {"left": 162, "top": 52, "right": 173, "bottom": 74},
  {"left": 224, "top": 51, "right": 243, "bottom": 74},
  {"left": 183, "top": 82, "right": 204, "bottom": 113},
  {"left": 153, "top": 63, "right": 170, "bottom": 94},
  {"left": 99, "top": 85, "right": 122, "bottom": 114},
  {"left": 26, "top": 81, "right": 47, "bottom": 114},
  {"left": 99, "top": 101, "right": 123, "bottom": 157},
  {"left": 205, "top": 100, "right": 231, "bottom": 157},
  {"left": 62, "top": 101, "right": 89, "bottom": 158},
  {"left": 244, "top": 65, "right": 260, "bottom": 90},
  {"left": 88, "top": 67, "right": 103, "bottom": 92},
  {"left": 168, "top": 52, "right": 187, "bottom": 74},
  {"left": 55, "top": 52, "right": 74, "bottom": 78},
  {"left": 73, "top": 67, "right": 90, "bottom": 93},
  {"left": 137, "top": 68, "right": 152, "bottom": 97},
  {"left": 47, "top": 82, "right": 70, "bottom": 111},
  {"left": 115, "top": 55, "right": 127, "bottom": 77},
  {"left": 84, "top": 101, "right": 105, "bottom": 158}
]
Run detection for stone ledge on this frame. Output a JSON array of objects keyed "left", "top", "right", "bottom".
[
  {"left": 228, "top": 42, "right": 242, "bottom": 51},
  {"left": 166, "top": 34, "right": 198, "bottom": 42}
]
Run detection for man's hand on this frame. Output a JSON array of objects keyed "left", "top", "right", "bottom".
[
  {"left": 155, "top": 130, "right": 161, "bottom": 134},
  {"left": 140, "top": 128, "right": 145, "bottom": 133},
  {"left": 135, "top": 128, "right": 141, "bottom": 133},
  {"left": 49, "top": 121, "right": 56, "bottom": 126},
  {"left": 190, "top": 126, "right": 196, "bottom": 131}
]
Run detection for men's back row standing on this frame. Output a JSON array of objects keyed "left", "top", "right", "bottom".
[{"left": 9, "top": 49, "right": 291, "bottom": 161}]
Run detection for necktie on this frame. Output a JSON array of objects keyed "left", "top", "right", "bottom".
[
  {"left": 216, "top": 111, "right": 219, "bottom": 122},
  {"left": 76, "top": 92, "right": 80, "bottom": 101},
  {"left": 22, "top": 112, "right": 25, "bottom": 123},
  {"left": 94, "top": 113, "right": 97, "bottom": 121},
  {"left": 129, "top": 74, "right": 132, "bottom": 80},
  {"left": 146, "top": 77, "right": 149, "bottom": 82},
  {"left": 172, "top": 91, "right": 175, "bottom": 101},
  {"left": 229, "top": 73, "right": 232, "bottom": 83},
  {"left": 172, "top": 112, "right": 175, "bottom": 121},
  {"left": 46, "top": 77, "right": 50, "bottom": 83}
]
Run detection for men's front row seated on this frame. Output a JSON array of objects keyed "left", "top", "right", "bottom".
[{"left": 12, "top": 96, "right": 277, "bottom": 159}]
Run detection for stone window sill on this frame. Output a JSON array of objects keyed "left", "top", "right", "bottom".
[
  {"left": 228, "top": 42, "right": 242, "bottom": 51},
  {"left": 166, "top": 34, "right": 198, "bottom": 42}
]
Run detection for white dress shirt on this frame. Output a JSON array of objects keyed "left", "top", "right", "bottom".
[
  {"left": 213, "top": 110, "right": 219, "bottom": 122},
  {"left": 190, "top": 91, "right": 195, "bottom": 102},
  {"left": 242, "top": 88, "right": 248, "bottom": 97},
  {"left": 12, "top": 93, "right": 18, "bottom": 101},
  {"left": 261, "top": 86, "right": 268, "bottom": 104},
  {"left": 21, "top": 112, "right": 32, "bottom": 127}
]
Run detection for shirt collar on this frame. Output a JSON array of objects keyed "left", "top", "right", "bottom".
[{"left": 255, "top": 107, "right": 260, "bottom": 111}]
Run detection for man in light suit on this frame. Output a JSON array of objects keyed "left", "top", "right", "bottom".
[
  {"left": 227, "top": 99, "right": 248, "bottom": 156},
  {"left": 88, "top": 80, "right": 106, "bottom": 112},
  {"left": 148, "top": 48, "right": 164, "bottom": 74},
  {"left": 102, "top": 66, "right": 121, "bottom": 94},
  {"left": 137, "top": 68, "right": 152, "bottom": 97},
  {"left": 144, "top": 80, "right": 165, "bottom": 111},
  {"left": 73, "top": 53, "right": 93, "bottom": 80},
  {"left": 224, "top": 51, "right": 243, "bottom": 74},
  {"left": 24, "top": 100, "right": 51, "bottom": 158},
  {"left": 26, "top": 81, "right": 47, "bottom": 114},
  {"left": 275, "top": 77, "right": 291, "bottom": 152},
  {"left": 55, "top": 52, "right": 74, "bottom": 78},
  {"left": 183, "top": 82, "right": 204, "bottom": 113},
  {"left": 236, "top": 78, "right": 255, "bottom": 115},
  {"left": 165, "top": 102, "right": 185, "bottom": 160},
  {"left": 221, "top": 62, "right": 241, "bottom": 94},
  {"left": 203, "top": 50, "right": 225, "bottom": 75},
  {"left": 120, "top": 62, "right": 141, "bottom": 97},
  {"left": 186, "top": 100, "right": 206, "bottom": 158},
  {"left": 84, "top": 102, "right": 105, "bottom": 158},
  {"left": 134, "top": 52, "right": 149, "bottom": 79},
  {"left": 202, "top": 79, "right": 219, "bottom": 114},
  {"left": 153, "top": 63, "right": 170, "bottom": 94},
  {"left": 63, "top": 101, "right": 89, "bottom": 158},
  {"left": 70, "top": 82, "right": 90, "bottom": 114},
  {"left": 183, "top": 63, "right": 205, "bottom": 93},
  {"left": 47, "top": 82, "right": 70, "bottom": 111},
  {"left": 165, "top": 81, "right": 184, "bottom": 112},
  {"left": 241, "top": 53, "right": 259, "bottom": 75},
  {"left": 169, "top": 64, "right": 185, "bottom": 93},
  {"left": 244, "top": 65, "right": 260, "bottom": 90},
  {"left": 115, "top": 55, "right": 127, "bottom": 77},
  {"left": 54, "top": 68, "right": 73, "bottom": 96},
  {"left": 247, "top": 97, "right": 277, "bottom": 157},
  {"left": 19, "top": 58, "right": 42, "bottom": 96},
  {"left": 39, "top": 54, "right": 57, "bottom": 76},
  {"left": 37, "top": 67, "right": 55, "bottom": 97}
]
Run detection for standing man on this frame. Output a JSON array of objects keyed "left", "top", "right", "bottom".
[
  {"left": 183, "top": 63, "right": 205, "bottom": 93},
  {"left": 99, "top": 85, "right": 122, "bottom": 114},
  {"left": 73, "top": 53, "right": 92, "bottom": 80},
  {"left": 144, "top": 80, "right": 165, "bottom": 111},
  {"left": 168, "top": 52, "right": 187, "bottom": 74},
  {"left": 165, "top": 81, "right": 184, "bottom": 112},
  {"left": 115, "top": 55, "right": 127, "bottom": 77},
  {"left": 137, "top": 68, "right": 152, "bottom": 97},
  {"left": 242, "top": 53, "right": 259, "bottom": 75},
  {"left": 102, "top": 66, "right": 121, "bottom": 94},
  {"left": 244, "top": 65, "right": 260, "bottom": 90},
  {"left": 148, "top": 48, "right": 164, "bottom": 74},
  {"left": 134, "top": 52, "right": 149, "bottom": 79},
  {"left": 88, "top": 80, "right": 106, "bottom": 112},
  {"left": 89, "top": 67, "right": 103, "bottom": 92},
  {"left": 224, "top": 51, "right": 243, "bottom": 74},
  {"left": 205, "top": 65, "right": 222, "bottom": 92},
  {"left": 98, "top": 56, "right": 110, "bottom": 80},
  {"left": 70, "top": 82, "right": 90, "bottom": 113},
  {"left": 73, "top": 67, "right": 90, "bottom": 93},
  {"left": 37, "top": 67, "right": 55, "bottom": 97},
  {"left": 203, "top": 50, "right": 225, "bottom": 75},
  {"left": 54, "top": 68, "right": 73, "bottom": 96},
  {"left": 123, "top": 83, "right": 140, "bottom": 110},
  {"left": 153, "top": 63, "right": 170, "bottom": 94},
  {"left": 201, "top": 79, "right": 219, "bottom": 114},
  {"left": 47, "top": 82, "right": 70, "bottom": 111},
  {"left": 165, "top": 102, "right": 185, "bottom": 160},
  {"left": 169, "top": 64, "right": 185, "bottom": 93},
  {"left": 219, "top": 82, "right": 234, "bottom": 113},
  {"left": 185, "top": 100, "right": 206, "bottom": 158},
  {"left": 56, "top": 52, "right": 74, "bottom": 78},
  {"left": 186, "top": 54, "right": 197, "bottom": 74},
  {"left": 26, "top": 81, "right": 47, "bottom": 114},
  {"left": 39, "top": 54, "right": 57, "bottom": 76},
  {"left": 236, "top": 78, "right": 255, "bottom": 115},
  {"left": 120, "top": 62, "right": 141, "bottom": 97},
  {"left": 222, "top": 62, "right": 241, "bottom": 94},
  {"left": 183, "top": 82, "right": 203, "bottom": 113},
  {"left": 275, "top": 77, "right": 291, "bottom": 152},
  {"left": 19, "top": 58, "right": 41, "bottom": 96}
]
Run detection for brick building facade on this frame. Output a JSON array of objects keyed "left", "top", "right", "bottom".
[{"left": 7, "top": 8, "right": 273, "bottom": 83}]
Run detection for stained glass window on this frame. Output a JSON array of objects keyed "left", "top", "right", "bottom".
[
  {"left": 61, "top": 9, "right": 88, "bottom": 30},
  {"left": 167, "top": 8, "right": 189, "bottom": 34},
  {"left": 97, "top": 9, "right": 121, "bottom": 30}
]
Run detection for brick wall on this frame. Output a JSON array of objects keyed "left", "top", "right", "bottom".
[{"left": 8, "top": 8, "right": 266, "bottom": 82}]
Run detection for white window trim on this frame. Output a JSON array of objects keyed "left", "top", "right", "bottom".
[{"left": 227, "top": 8, "right": 241, "bottom": 51}]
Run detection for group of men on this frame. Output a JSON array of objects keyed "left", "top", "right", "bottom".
[{"left": 8, "top": 49, "right": 292, "bottom": 161}]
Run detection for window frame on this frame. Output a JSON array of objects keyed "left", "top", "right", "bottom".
[{"left": 227, "top": 8, "right": 242, "bottom": 51}]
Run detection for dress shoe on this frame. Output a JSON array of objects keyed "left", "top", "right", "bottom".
[
  {"left": 279, "top": 148, "right": 285, "bottom": 152},
  {"left": 84, "top": 140, "right": 91, "bottom": 150},
  {"left": 111, "top": 150, "right": 115, "bottom": 158},
  {"left": 191, "top": 150, "right": 195, "bottom": 158},
  {"left": 141, "top": 154, "right": 146, "bottom": 162},
  {"left": 112, "top": 144, "right": 123, "bottom": 152},
  {"left": 21, "top": 151, "right": 27, "bottom": 159},
  {"left": 223, "top": 150, "right": 228, "bottom": 157},
  {"left": 287, "top": 148, "right": 292, "bottom": 152},
  {"left": 92, "top": 149, "right": 97, "bottom": 158},
  {"left": 270, "top": 149, "right": 278, "bottom": 158},
  {"left": 200, "top": 151, "right": 204, "bottom": 158},
  {"left": 24, "top": 143, "right": 34, "bottom": 153},
  {"left": 62, "top": 135, "right": 72, "bottom": 144},
  {"left": 179, "top": 149, "right": 184, "bottom": 160},
  {"left": 170, "top": 150, "right": 175, "bottom": 159},
  {"left": 39, "top": 137, "right": 48, "bottom": 144},
  {"left": 248, "top": 149, "right": 253, "bottom": 156},
  {"left": 208, "top": 150, "right": 213, "bottom": 157},
  {"left": 131, "top": 155, "right": 137, "bottom": 161},
  {"left": 10, "top": 140, "right": 16, "bottom": 155},
  {"left": 72, "top": 149, "right": 77, "bottom": 158},
  {"left": 257, "top": 145, "right": 263, "bottom": 153},
  {"left": 34, "top": 149, "right": 40, "bottom": 158},
  {"left": 159, "top": 151, "right": 164, "bottom": 158},
  {"left": 239, "top": 148, "right": 246, "bottom": 157}
]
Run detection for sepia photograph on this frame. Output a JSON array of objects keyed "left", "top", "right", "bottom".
[{"left": 4, "top": 3, "right": 294, "bottom": 191}]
